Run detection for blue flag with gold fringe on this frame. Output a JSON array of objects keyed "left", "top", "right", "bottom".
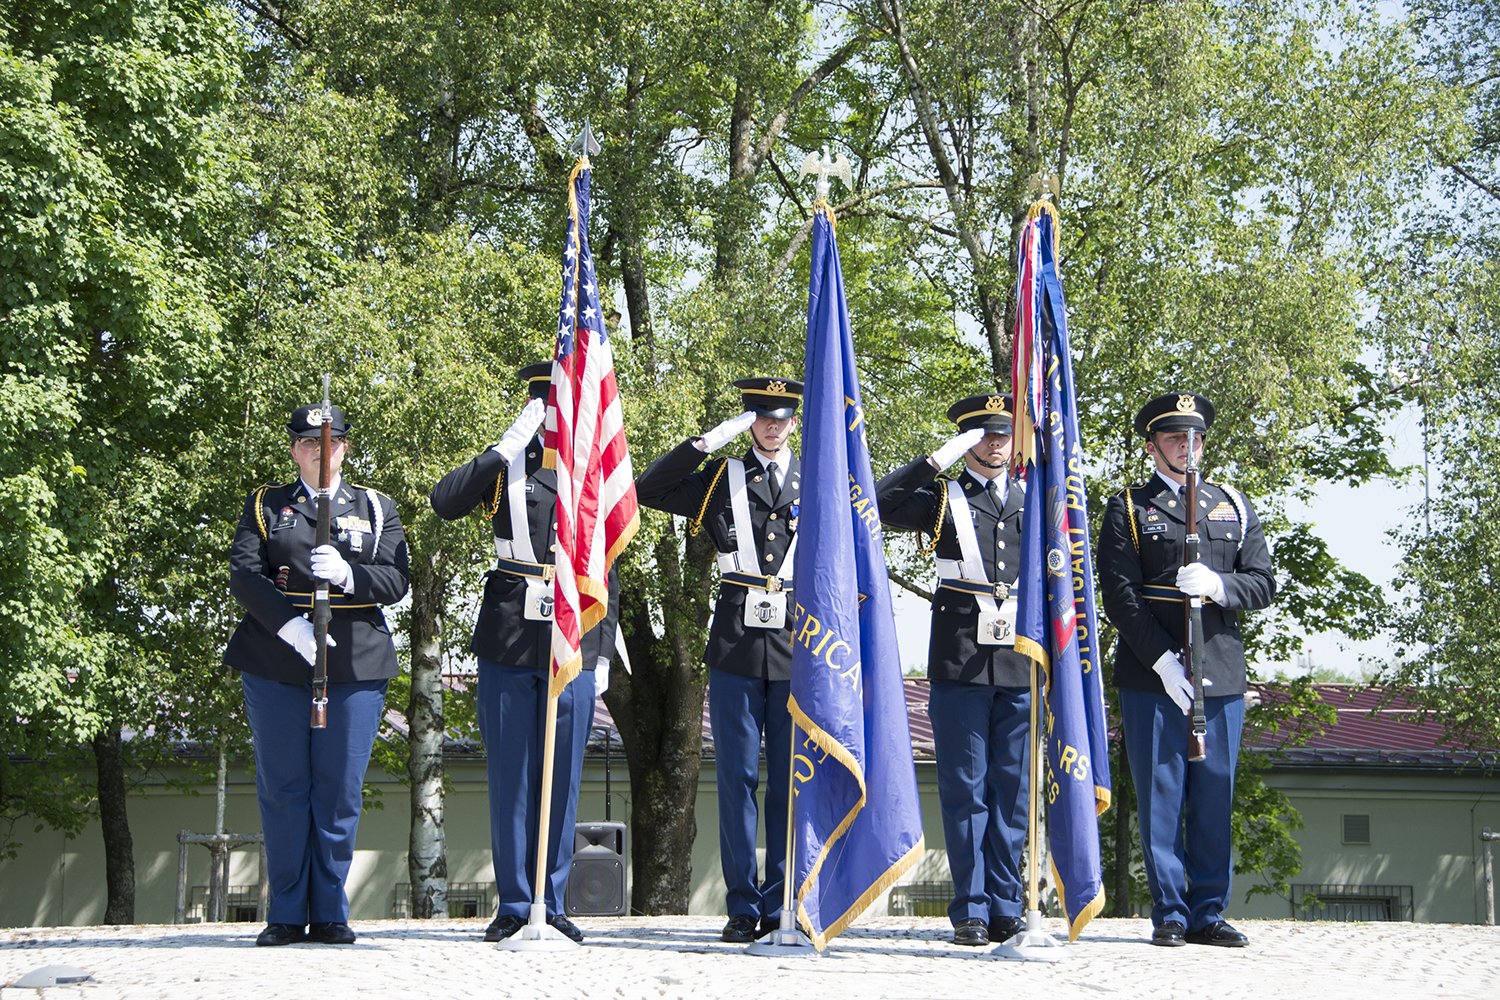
[
  {"left": 790, "top": 206, "right": 924, "bottom": 950},
  {"left": 1011, "top": 203, "right": 1112, "bottom": 940}
]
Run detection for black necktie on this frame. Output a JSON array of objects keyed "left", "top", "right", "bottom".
[
  {"left": 767, "top": 461, "right": 781, "bottom": 507},
  {"left": 987, "top": 478, "right": 1003, "bottom": 512}
]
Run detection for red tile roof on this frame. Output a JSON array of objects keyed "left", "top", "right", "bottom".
[
  {"left": 391, "top": 678, "right": 1496, "bottom": 771},
  {"left": 1245, "top": 683, "right": 1498, "bottom": 768}
]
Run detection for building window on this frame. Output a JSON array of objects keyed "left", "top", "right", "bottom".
[
  {"left": 1341, "top": 813, "right": 1371, "bottom": 845},
  {"left": 1290, "top": 883, "right": 1413, "bottom": 922},
  {"left": 391, "top": 882, "right": 496, "bottom": 919}
]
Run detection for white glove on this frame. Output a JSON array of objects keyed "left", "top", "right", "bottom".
[
  {"left": 1151, "top": 651, "right": 1195, "bottom": 715},
  {"left": 311, "top": 544, "right": 355, "bottom": 591},
  {"left": 490, "top": 397, "right": 546, "bottom": 463},
  {"left": 276, "top": 616, "right": 337, "bottom": 666},
  {"left": 1177, "top": 562, "right": 1227, "bottom": 604},
  {"left": 696, "top": 410, "right": 757, "bottom": 452},
  {"left": 929, "top": 428, "right": 985, "bottom": 469}
]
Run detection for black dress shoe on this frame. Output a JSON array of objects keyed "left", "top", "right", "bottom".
[
  {"left": 989, "top": 916, "right": 1026, "bottom": 943},
  {"left": 1185, "top": 921, "right": 1249, "bottom": 947},
  {"left": 549, "top": 914, "right": 584, "bottom": 943},
  {"left": 255, "top": 923, "right": 306, "bottom": 947},
  {"left": 1151, "top": 920, "right": 1187, "bottom": 947},
  {"left": 721, "top": 915, "right": 758, "bottom": 943},
  {"left": 952, "top": 917, "right": 990, "bottom": 946},
  {"left": 483, "top": 914, "right": 526, "bottom": 942},
  {"left": 308, "top": 921, "right": 356, "bottom": 944}
]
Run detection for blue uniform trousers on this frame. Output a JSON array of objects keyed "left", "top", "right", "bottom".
[
  {"left": 241, "top": 673, "right": 388, "bottom": 926},
  {"left": 928, "top": 681, "right": 1031, "bottom": 925},
  {"left": 476, "top": 658, "right": 596, "bottom": 919},
  {"left": 1119, "top": 689, "right": 1244, "bottom": 931},
  {"left": 708, "top": 671, "right": 792, "bottom": 922}
]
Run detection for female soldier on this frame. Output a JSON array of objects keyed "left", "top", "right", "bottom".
[{"left": 224, "top": 402, "right": 409, "bottom": 946}]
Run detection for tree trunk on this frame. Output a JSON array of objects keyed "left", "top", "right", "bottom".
[
  {"left": 406, "top": 556, "right": 448, "bottom": 918},
  {"left": 92, "top": 724, "right": 135, "bottom": 925},
  {"left": 604, "top": 529, "right": 716, "bottom": 912}
]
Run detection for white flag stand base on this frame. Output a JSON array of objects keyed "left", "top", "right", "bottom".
[
  {"left": 994, "top": 909, "right": 1071, "bottom": 962},
  {"left": 494, "top": 902, "right": 579, "bottom": 953},
  {"left": 745, "top": 912, "right": 816, "bottom": 958}
]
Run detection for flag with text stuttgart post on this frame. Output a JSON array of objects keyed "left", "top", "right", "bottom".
[
  {"left": 543, "top": 157, "right": 639, "bottom": 696},
  {"left": 790, "top": 204, "right": 924, "bottom": 950},
  {"left": 1010, "top": 201, "right": 1111, "bottom": 939}
]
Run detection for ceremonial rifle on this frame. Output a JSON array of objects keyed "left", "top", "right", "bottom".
[
  {"left": 1183, "top": 427, "right": 1207, "bottom": 761},
  {"left": 311, "top": 374, "right": 332, "bottom": 730}
]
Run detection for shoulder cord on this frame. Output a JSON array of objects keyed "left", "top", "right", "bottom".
[
  {"left": 918, "top": 477, "right": 950, "bottom": 556},
  {"left": 482, "top": 466, "right": 506, "bottom": 520},
  {"left": 253, "top": 485, "right": 272, "bottom": 540},
  {"left": 689, "top": 458, "right": 729, "bottom": 538},
  {"left": 1125, "top": 487, "right": 1140, "bottom": 553},
  {"left": 364, "top": 488, "right": 384, "bottom": 551}
]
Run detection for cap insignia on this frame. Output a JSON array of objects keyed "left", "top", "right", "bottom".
[
  {"left": 985, "top": 395, "right": 1006, "bottom": 412},
  {"left": 1175, "top": 394, "right": 1196, "bottom": 414},
  {"left": 767, "top": 380, "right": 787, "bottom": 394}
]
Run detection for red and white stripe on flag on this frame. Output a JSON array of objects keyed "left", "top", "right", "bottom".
[{"left": 542, "top": 161, "right": 639, "bottom": 696}]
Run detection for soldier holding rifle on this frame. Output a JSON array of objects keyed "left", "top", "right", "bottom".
[
  {"left": 1096, "top": 392, "right": 1274, "bottom": 949},
  {"left": 225, "top": 396, "right": 410, "bottom": 947}
]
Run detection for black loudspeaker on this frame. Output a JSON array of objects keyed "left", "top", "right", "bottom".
[{"left": 566, "top": 821, "right": 627, "bottom": 916}]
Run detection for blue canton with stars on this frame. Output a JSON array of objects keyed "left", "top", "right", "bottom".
[{"left": 557, "top": 167, "right": 608, "bottom": 356}]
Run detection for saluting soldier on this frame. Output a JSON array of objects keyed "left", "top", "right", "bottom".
[
  {"left": 226, "top": 402, "right": 410, "bottom": 947},
  {"left": 876, "top": 393, "right": 1031, "bottom": 947},
  {"left": 1096, "top": 392, "right": 1275, "bottom": 948},
  {"left": 430, "top": 363, "right": 617, "bottom": 945},
  {"left": 635, "top": 377, "right": 802, "bottom": 944}
]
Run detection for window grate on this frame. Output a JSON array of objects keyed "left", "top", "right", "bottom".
[
  {"left": 1291, "top": 883, "right": 1412, "bottom": 922},
  {"left": 391, "top": 882, "right": 495, "bottom": 919}
]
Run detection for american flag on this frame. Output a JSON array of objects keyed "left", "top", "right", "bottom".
[{"left": 543, "top": 158, "right": 639, "bottom": 696}]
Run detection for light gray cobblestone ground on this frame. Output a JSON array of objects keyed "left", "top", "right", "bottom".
[{"left": 3, "top": 917, "right": 1497, "bottom": 999}]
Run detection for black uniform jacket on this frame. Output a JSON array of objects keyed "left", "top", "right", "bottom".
[
  {"left": 429, "top": 439, "right": 618, "bottom": 672},
  {"left": 226, "top": 478, "right": 409, "bottom": 684},
  {"left": 1097, "top": 472, "right": 1276, "bottom": 697},
  {"left": 876, "top": 458, "right": 1031, "bottom": 686},
  {"left": 635, "top": 440, "right": 800, "bottom": 681}
]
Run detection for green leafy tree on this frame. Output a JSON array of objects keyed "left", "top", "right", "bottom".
[
  {"left": 1379, "top": 1, "right": 1500, "bottom": 748},
  {"left": 0, "top": 1, "right": 243, "bottom": 919}
]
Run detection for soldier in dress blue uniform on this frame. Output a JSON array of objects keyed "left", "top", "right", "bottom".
[
  {"left": 876, "top": 393, "right": 1031, "bottom": 947},
  {"left": 429, "top": 363, "right": 617, "bottom": 944},
  {"left": 1096, "top": 392, "right": 1275, "bottom": 948},
  {"left": 635, "top": 377, "right": 802, "bottom": 944},
  {"left": 226, "top": 402, "right": 410, "bottom": 947}
]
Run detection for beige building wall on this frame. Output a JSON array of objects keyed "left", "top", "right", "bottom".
[
  {"left": 0, "top": 756, "right": 955, "bottom": 929},
  {"left": 15, "top": 752, "right": 1491, "bottom": 930},
  {"left": 1235, "top": 767, "right": 1500, "bottom": 924}
]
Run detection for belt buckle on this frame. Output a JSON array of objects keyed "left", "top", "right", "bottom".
[
  {"left": 765, "top": 576, "right": 783, "bottom": 593},
  {"left": 992, "top": 583, "right": 1010, "bottom": 600},
  {"left": 542, "top": 564, "right": 556, "bottom": 582}
]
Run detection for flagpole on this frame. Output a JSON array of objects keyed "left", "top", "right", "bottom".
[
  {"left": 997, "top": 193, "right": 1075, "bottom": 962},
  {"left": 499, "top": 125, "right": 610, "bottom": 954},
  {"left": 747, "top": 717, "right": 814, "bottom": 956},
  {"left": 994, "top": 658, "right": 1068, "bottom": 961}
]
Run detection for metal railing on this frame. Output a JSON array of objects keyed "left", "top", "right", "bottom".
[{"left": 1290, "top": 882, "right": 1413, "bottom": 922}]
